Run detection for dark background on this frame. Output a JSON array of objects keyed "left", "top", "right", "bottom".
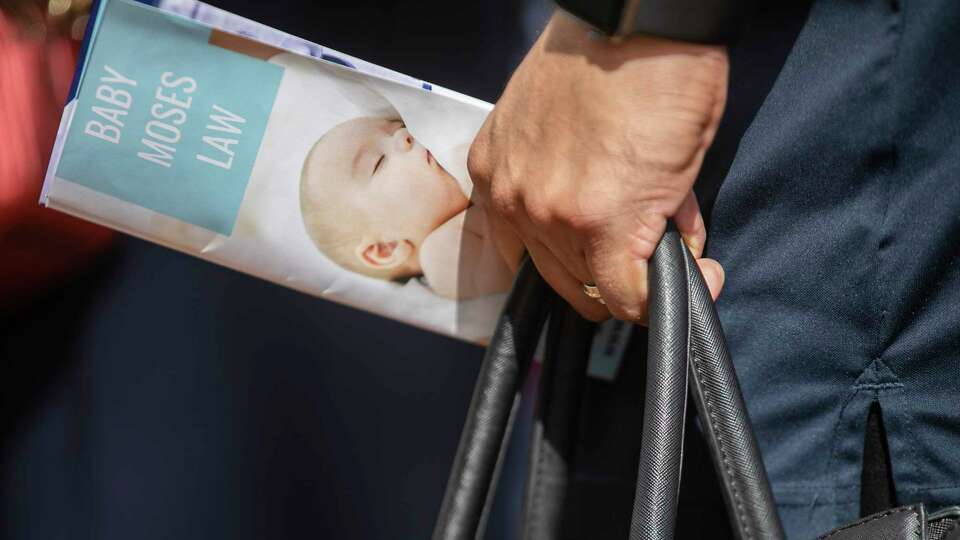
[{"left": 0, "top": 1, "right": 551, "bottom": 538}]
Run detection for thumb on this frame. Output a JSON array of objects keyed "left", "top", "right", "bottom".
[
  {"left": 674, "top": 191, "right": 707, "bottom": 258},
  {"left": 696, "top": 257, "right": 725, "bottom": 301}
]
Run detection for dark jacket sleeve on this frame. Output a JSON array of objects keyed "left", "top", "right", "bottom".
[{"left": 554, "top": 0, "right": 749, "bottom": 44}]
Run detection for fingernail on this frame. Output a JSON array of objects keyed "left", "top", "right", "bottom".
[{"left": 699, "top": 258, "right": 725, "bottom": 300}]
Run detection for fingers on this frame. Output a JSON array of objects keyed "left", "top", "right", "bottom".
[
  {"left": 675, "top": 193, "right": 723, "bottom": 300},
  {"left": 511, "top": 214, "right": 724, "bottom": 323},
  {"left": 524, "top": 238, "right": 610, "bottom": 322},
  {"left": 543, "top": 234, "right": 594, "bottom": 285},
  {"left": 696, "top": 257, "right": 725, "bottom": 301},
  {"left": 582, "top": 212, "right": 723, "bottom": 324},
  {"left": 674, "top": 191, "right": 706, "bottom": 258},
  {"left": 583, "top": 215, "right": 665, "bottom": 323},
  {"left": 586, "top": 249, "right": 650, "bottom": 324}
]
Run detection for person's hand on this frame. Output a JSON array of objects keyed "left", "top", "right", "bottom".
[{"left": 469, "top": 11, "right": 728, "bottom": 322}]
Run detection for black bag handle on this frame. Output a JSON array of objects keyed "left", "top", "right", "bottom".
[
  {"left": 629, "top": 223, "right": 693, "bottom": 539},
  {"left": 432, "top": 258, "right": 554, "bottom": 540},
  {"left": 677, "top": 229, "right": 786, "bottom": 540},
  {"left": 433, "top": 227, "right": 786, "bottom": 540},
  {"left": 519, "top": 298, "right": 595, "bottom": 540}
]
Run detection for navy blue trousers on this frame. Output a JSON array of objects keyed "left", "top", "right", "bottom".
[{"left": 703, "top": 0, "right": 960, "bottom": 536}]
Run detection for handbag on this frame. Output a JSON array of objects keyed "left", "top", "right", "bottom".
[{"left": 432, "top": 226, "right": 960, "bottom": 540}]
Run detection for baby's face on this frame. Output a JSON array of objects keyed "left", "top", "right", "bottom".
[{"left": 305, "top": 117, "right": 469, "bottom": 245}]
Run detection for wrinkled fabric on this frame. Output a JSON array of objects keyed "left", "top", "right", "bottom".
[{"left": 705, "top": 0, "right": 960, "bottom": 537}]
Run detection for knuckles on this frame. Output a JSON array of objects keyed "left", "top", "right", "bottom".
[
  {"left": 488, "top": 179, "right": 521, "bottom": 223},
  {"left": 546, "top": 194, "right": 614, "bottom": 236},
  {"left": 466, "top": 135, "right": 492, "bottom": 190},
  {"left": 522, "top": 191, "right": 556, "bottom": 229},
  {"left": 514, "top": 186, "right": 616, "bottom": 236},
  {"left": 468, "top": 134, "right": 619, "bottom": 240}
]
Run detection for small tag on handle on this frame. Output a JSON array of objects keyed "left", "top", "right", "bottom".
[{"left": 587, "top": 319, "right": 634, "bottom": 381}]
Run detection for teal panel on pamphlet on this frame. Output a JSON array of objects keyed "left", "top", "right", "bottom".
[{"left": 57, "top": 0, "right": 282, "bottom": 235}]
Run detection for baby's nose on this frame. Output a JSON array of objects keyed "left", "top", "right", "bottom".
[{"left": 393, "top": 127, "right": 415, "bottom": 152}]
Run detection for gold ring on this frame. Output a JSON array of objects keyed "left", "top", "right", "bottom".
[{"left": 582, "top": 282, "right": 605, "bottom": 304}]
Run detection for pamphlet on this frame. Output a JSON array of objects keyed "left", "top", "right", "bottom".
[{"left": 42, "top": 0, "right": 512, "bottom": 342}]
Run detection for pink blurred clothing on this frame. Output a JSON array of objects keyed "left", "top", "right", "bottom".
[{"left": 1, "top": 12, "right": 113, "bottom": 307}]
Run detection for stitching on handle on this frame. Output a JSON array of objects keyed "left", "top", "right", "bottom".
[
  {"left": 684, "top": 245, "right": 751, "bottom": 540},
  {"left": 690, "top": 347, "right": 752, "bottom": 540},
  {"left": 816, "top": 506, "right": 918, "bottom": 539},
  {"left": 526, "top": 426, "right": 547, "bottom": 538}
]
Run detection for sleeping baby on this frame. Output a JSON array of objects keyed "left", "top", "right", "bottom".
[{"left": 299, "top": 117, "right": 522, "bottom": 299}]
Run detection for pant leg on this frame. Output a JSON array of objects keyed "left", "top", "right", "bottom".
[{"left": 706, "top": 1, "right": 960, "bottom": 537}]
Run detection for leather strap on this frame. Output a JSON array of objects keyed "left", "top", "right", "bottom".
[
  {"left": 434, "top": 227, "right": 786, "bottom": 540},
  {"left": 625, "top": 227, "right": 784, "bottom": 540},
  {"left": 628, "top": 226, "right": 690, "bottom": 540},
  {"left": 679, "top": 234, "right": 785, "bottom": 540},
  {"left": 816, "top": 504, "right": 926, "bottom": 540},
  {"left": 520, "top": 302, "right": 594, "bottom": 539},
  {"left": 432, "top": 259, "right": 553, "bottom": 540}
]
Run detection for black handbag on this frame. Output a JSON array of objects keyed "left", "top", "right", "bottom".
[{"left": 432, "top": 227, "right": 960, "bottom": 540}]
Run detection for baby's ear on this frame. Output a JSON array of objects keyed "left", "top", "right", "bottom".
[{"left": 356, "top": 239, "right": 414, "bottom": 270}]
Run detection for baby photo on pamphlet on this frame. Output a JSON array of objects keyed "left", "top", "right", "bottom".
[{"left": 214, "top": 34, "right": 523, "bottom": 339}]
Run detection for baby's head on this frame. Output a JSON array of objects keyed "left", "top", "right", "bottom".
[{"left": 300, "top": 117, "right": 469, "bottom": 280}]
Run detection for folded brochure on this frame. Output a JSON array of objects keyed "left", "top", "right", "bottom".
[{"left": 41, "top": 0, "right": 632, "bottom": 371}]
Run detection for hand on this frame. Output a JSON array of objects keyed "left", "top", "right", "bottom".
[{"left": 469, "top": 11, "right": 728, "bottom": 322}]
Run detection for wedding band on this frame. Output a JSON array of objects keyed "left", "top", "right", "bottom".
[{"left": 582, "top": 282, "right": 605, "bottom": 304}]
